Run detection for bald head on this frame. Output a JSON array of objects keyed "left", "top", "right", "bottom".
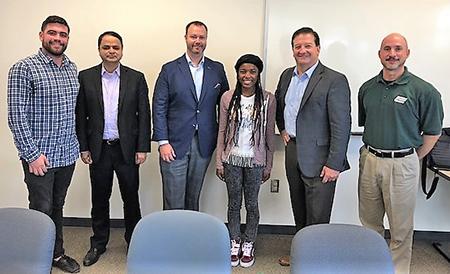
[{"left": 380, "top": 33, "right": 408, "bottom": 50}]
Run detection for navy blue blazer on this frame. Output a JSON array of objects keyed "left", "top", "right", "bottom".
[{"left": 152, "top": 55, "right": 229, "bottom": 158}]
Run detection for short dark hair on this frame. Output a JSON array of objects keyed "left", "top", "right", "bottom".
[
  {"left": 41, "top": 15, "right": 70, "bottom": 34},
  {"left": 185, "top": 21, "right": 208, "bottom": 35},
  {"left": 291, "top": 27, "right": 320, "bottom": 47},
  {"left": 98, "top": 31, "right": 123, "bottom": 48}
]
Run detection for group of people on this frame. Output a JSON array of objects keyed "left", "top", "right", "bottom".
[{"left": 7, "top": 15, "right": 443, "bottom": 274}]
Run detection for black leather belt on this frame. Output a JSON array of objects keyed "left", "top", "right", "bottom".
[
  {"left": 289, "top": 137, "right": 296, "bottom": 142},
  {"left": 366, "top": 145, "right": 414, "bottom": 158},
  {"left": 103, "top": 139, "right": 120, "bottom": 145}
]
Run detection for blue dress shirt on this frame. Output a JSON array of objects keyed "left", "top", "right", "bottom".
[{"left": 284, "top": 61, "right": 319, "bottom": 137}]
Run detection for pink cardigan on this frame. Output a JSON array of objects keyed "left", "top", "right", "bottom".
[{"left": 216, "top": 89, "right": 276, "bottom": 174}]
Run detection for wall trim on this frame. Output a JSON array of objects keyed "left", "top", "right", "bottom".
[{"left": 64, "top": 217, "right": 450, "bottom": 241}]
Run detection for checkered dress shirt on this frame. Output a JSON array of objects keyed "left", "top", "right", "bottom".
[{"left": 7, "top": 49, "right": 80, "bottom": 168}]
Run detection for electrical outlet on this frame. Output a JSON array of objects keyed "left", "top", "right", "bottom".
[{"left": 270, "top": 179, "right": 279, "bottom": 193}]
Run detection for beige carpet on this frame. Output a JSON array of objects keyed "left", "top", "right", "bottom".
[{"left": 52, "top": 227, "right": 450, "bottom": 274}]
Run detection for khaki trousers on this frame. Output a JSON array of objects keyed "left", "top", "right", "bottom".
[{"left": 358, "top": 146, "right": 419, "bottom": 274}]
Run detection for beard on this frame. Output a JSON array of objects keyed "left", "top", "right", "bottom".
[
  {"left": 190, "top": 43, "right": 205, "bottom": 54},
  {"left": 42, "top": 40, "right": 67, "bottom": 56}
]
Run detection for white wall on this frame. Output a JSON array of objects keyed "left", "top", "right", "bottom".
[
  {"left": 1, "top": 0, "right": 449, "bottom": 232},
  {"left": 264, "top": 0, "right": 450, "bottom": 133}
]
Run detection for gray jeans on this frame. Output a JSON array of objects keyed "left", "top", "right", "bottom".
[
  {"left": 224, "top": 163, "right": 263, "bottom": 243},
  {"left": 160, "top": 134, "right": 211, "bottom": 211}
]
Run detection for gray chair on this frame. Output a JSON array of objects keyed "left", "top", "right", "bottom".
[
  {"left": 0, "top": 207, "right": 55, "bottom": 274},
  {"left": 127, "top": 210, "right": 231, "bottom": 274},
  {"left": 291, "top": 223, "right": 394, "bottom": 274}
]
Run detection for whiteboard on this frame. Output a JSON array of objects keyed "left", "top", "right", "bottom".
[{"left": 264, "top": 0, "right": 450, "bottom": 133}]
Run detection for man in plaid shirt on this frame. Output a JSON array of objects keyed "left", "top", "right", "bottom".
[{"left": 7, "top": 15, "right": 80, "bottom": 273}]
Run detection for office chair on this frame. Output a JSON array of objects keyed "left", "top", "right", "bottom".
[
  {"left": 127, "top": 210, "right": 231, "bottom": 274},
  {"left": 0, "top": 207, "right": 55, "bottom": 274},
  {"left": 291, "top": 223, "right": 394, "bottom": 274}
]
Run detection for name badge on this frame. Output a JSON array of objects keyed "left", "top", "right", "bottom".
[{"left": 394, "top": 95, "right": 408, "bottom": 104}]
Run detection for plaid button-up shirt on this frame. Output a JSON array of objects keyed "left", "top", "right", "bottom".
[{"left": 7, "top": 49, "right": 80, "bottom": 168}]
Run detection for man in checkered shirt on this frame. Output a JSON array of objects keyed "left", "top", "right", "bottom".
[{"left": 7, "top": 15, "right": 80, "bottom": 273}]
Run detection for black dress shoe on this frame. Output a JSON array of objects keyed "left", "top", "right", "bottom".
[
  {"left": 83, "top": 247, "right": 104, "bottom": 266},
  {"left": 53, "top": 255, "right": 80, "bottom": 273}
]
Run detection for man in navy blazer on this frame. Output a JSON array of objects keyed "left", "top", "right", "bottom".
[
  {"left": 76, "top": 31, "right": 151, "bottom": 266},
  {"left": 152, "top": 21, "right": 229, "bottom": 210},
  {"left": 275, "top": 27, "right": 351, "bottom": 266}
]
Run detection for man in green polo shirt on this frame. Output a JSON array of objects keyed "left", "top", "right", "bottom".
[{"left": 358, "top": 33, "right": 443, "bottom": 274}]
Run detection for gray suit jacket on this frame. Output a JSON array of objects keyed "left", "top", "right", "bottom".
[{"left": 275, "top": 62, "right": 351, "bottom": 177}]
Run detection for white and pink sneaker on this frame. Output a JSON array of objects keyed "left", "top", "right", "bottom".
[{"left": 240, "top": 241, "right": 255, "bottom": 268}]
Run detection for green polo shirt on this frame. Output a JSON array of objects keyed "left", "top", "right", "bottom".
[{"left": 358, "top": 68, "right": 443, "bottom": 150}]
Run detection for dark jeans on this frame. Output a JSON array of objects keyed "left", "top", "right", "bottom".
[
  {"left": 285, "top": 140, "right": 336, "bottom": 232},
  {"left": 89, "top": 142, "right": 141, "bottom": 251},
  {"left": 224, "top": 163, "right": 263, "bottom": 243},
  {"left": 160, "top": 133, "right": 211, "bottom": 211},
  {"left": 21, "top": 161, "right": 75, "bottom": 258}
]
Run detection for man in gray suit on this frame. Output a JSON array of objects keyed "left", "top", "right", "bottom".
[{"left": 275, "top": 27, "right": 351, "bottom": 266}]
